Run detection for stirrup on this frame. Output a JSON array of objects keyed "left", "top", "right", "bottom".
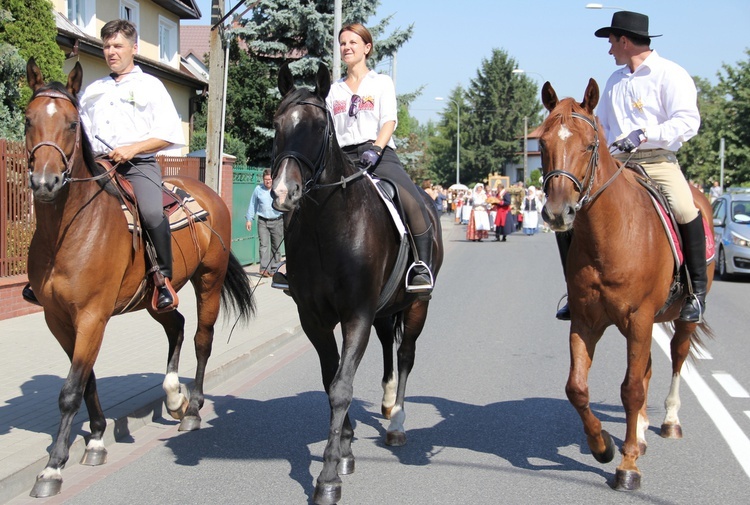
[
  {"left": 271, "top": 271, "right": 290, "bottom": 290},
  {"left": 405, "top": 261, "right": 434, "bottom": 293},
  {"left": 679, "top": 294, "right": 704, "bottom": 323},
  {"left": 555, "top": 294, "right": 570, "bottom": 321}
]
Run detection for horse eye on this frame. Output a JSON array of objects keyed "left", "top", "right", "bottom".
[{"left": 70, "top": 121, "right": 78, "bottom": 131}]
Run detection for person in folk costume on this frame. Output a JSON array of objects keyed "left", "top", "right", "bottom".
[
  {"left": 493, "top": 183, "right": 515, "bottom": 241},
  {"left": 466, "top": 183, "right": 490, "bottom": 241},
  {"left": 521, "top": 186, "right": 542, "bottom": 235}
]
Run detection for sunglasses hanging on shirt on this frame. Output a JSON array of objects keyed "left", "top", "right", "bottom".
[{"left": 349, "top": 94, "right": 362, "bottom": 118}]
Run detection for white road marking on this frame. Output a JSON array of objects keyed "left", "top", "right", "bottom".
[
  {"left": 653, "top": 325, "right": 750, "bottom": 480},
  {"left": 713, "top": 372, "right": 750, "bottom": 398}
]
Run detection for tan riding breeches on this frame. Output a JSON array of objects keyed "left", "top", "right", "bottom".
[{"left": 615, "top": 149, "right": 699, "bottom": 224}]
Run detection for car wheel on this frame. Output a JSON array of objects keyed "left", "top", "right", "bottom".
[{"left": 718, "top": 247, "right": 733, "bottom": 280}]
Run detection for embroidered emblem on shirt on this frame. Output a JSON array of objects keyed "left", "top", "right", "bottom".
[{"left": 632, "top": 98, "right": 644, "bottom": 112}]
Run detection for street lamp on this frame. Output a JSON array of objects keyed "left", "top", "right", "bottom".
[{"left": 435, "top": 97, "right": 460, "bottom": 185}]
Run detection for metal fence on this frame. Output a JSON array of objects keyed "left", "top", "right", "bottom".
[{"left": 1, "top": 140, "right": 205, "bottom": 278}]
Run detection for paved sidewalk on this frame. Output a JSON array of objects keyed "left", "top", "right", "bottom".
[{"left": 0, "top": 271, "right": 302, "bottom": 503}]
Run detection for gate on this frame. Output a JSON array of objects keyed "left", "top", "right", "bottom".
[{"left": 231, "top": 166, "right": 263, "bottom": 266}]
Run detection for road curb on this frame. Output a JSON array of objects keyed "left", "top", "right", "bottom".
[{"left": 0, "top": 325, "right": 304, "bottom": 504}]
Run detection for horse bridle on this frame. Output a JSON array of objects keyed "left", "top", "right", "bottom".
[
  {"left": 27, "top": 89, "right": 118, "bottom": 185},
  {"left": 541, "top": 111, "right": 622, "bottom": 210},
  {"left": 26, "top": 89, "right": 83, "bottom": 184},
  {"left": 272, "top": 99, "right": 334, "bottom": 194}
]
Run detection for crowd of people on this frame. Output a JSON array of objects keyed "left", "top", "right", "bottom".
[{"left": 419, "top": 180, "right": 550, "bottom": 241}]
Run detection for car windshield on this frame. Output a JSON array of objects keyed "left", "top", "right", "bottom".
[{"left": 732, "top": 201, "right": 750, "bottom": 223}]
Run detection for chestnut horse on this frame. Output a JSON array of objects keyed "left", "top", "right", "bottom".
[
  {"left": 24, "top": 59, "right": 254, "bottom": 497},
  {"left": 539, "top": 79, "right": 714, "bottom": 491},
  {"left": 271, "top": 64, "right": 443, "bottom": 505}
]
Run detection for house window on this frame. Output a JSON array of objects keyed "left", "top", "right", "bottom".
[
  {"left": 67, "top": 0, "right": 95, "bottom": 35},
  {"left": 120, "top": 0, "right": 140, "bottom": 35},
  {"left": 159, "top": 17, "right": 178, "bottom": 67}
]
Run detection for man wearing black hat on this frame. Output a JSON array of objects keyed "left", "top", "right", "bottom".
[{"left": 555, "top": 11, "right": 707, "bottom": 323}]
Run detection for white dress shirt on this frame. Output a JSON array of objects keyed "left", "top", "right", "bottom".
[
  {"left": 326, "top": 70, "right": 398, "bottom": 149},
  {"left": 79, "top": 66, "right": 185, "bottom": 156},
  {"left": 596, "top": 50, "right": 700, "bottom": 151}
]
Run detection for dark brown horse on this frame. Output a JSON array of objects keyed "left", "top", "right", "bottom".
[
  {"left": 24, "top": 59, "right": 254, "bottom": 497},
  {"left": 271, "top": 64, "right": 443, "bottom": 505},
  {"left": 539, "top": 79, "right": 714, "bottom": 491}
]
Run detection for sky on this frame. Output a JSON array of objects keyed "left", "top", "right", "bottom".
[{"left": 186, "top": 0, "right": 750, "bottom": 125}]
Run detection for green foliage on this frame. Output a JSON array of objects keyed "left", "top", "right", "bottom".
[
  {"left": 679, "top": 49, "right": 750, "bottom": 187},
  {"left": 0, "top": 40, "right": 24, "bottom": 140},
  {"left": 0, "top": 0, "right": 65, "bottom": 105}
]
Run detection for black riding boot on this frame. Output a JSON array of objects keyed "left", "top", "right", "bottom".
[
  {"left": 147, "top": 218, "right": 177, "bottom": 311},
  {"left": 22, "top": 283, "right": 41, "bottom": 306},
  {"left": 678, "top": 213, "right": 708, "bottom": 322},
  {"left": 555, "top": 230, "right": 573, "bottom": 320},
  {"left": 406, "top": 227, "right": 434, "bottom": 293}
]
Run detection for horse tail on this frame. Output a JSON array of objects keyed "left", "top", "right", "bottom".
[
  {"left": 392, "top": 311, "right": 405, "bottom": 344},
  {"left": 658, "top": 320, "right": 715, "bottom": 362},
  {"left": 220, "top": 252, "right": 256, "bottom": 324}
]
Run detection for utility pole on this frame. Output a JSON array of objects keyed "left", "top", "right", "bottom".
[
  {"left": 523, "top": 116, "right": 528, "bottom": 185},
  {"left": 332, "top": 0, "right": 341, "bottom": 79},
  {"left": 205, "top": 0, "right": 225, "bottom": 193}
]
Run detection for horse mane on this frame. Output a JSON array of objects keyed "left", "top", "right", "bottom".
[{"left": 33, "top": 82, "right": 120, "bottom": 198}]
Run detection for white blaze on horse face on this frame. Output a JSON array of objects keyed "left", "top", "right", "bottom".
[
  {"left": 290, "top": 109, "right": 303, "bottom": 128},
  {"left": 46, "top": 102, "right": 57, "bottom": 117},
  {"left": 558, "top": 124, "right": 573, "bottom": 141},
  {"left": 274, "top": 163, "right": 289, "bottom": 204}
]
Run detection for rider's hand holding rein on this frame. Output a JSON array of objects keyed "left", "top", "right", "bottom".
[{"left": 613, "top": 128, "right": 647, "bottom": 153}]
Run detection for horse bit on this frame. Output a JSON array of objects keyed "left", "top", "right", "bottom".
[
  {"left": 541, "top": 111, "right": 623, "bottom": 210},
  {"left": 27, "top": 90, "right": 116, "bottom": 185}
]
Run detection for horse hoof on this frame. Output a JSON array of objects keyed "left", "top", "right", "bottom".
[
  {"left": 30, "top": 477, "right": 62, "bottom": 498},
  {"left": 593, "top": 430, "right": 616, "bottom": 464},
  {"left": 338, "top": 455, "right": 355, "bottom": 475},
  {"left": 381, "top": 405, "right": 392, "bottom": 419},
  {"left": 313, "top": 481, "right": 342, "bottom": 505},
  {"left": 614, "top": 468, "right": 641, "bottom": 491},
  {"left": 386, "top": 430, "right": 407, "bottom": 447},
  {"left": 178, "top": 415, "right": 201, "bottom": 432},
  {"left": 660, "top": 423, "right": 683, "bottom": 439},
  {"left": 167, "top": 396, "right": 190, "bottom": 420},
  {"left": 80, "top": 447, "right": 108, "bottom": 466}
]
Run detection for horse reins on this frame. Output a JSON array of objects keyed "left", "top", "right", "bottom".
[
  {"left": 542, "top": 111, "right": 623, "bottom": 210},
  {"left": 27, "top": 89, "right": 118, "bottom": 184}
]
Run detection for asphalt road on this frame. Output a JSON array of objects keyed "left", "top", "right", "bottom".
[{"left": 8, "top": 219, "right": 750, "bottom": 505}]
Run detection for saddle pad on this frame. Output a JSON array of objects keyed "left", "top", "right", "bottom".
[
  {"left": 364, "top": 172, "right": 407, "bottom": 237},
  {"left": 650, "top": 197, "right": 716, "bottom": 269},
  {"left": 121, "top": 182, "right": 209, "bottom": 232}
]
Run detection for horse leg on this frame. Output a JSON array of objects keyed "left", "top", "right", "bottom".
[
  {"left": 565, "top": 328, "right": 616, "bottom": 465},
  {"left": 31, "top": 318, "right": 106, "bottom": 498},
  {"left": 313, "top": 319, "right": 370, "bottom": 505},
  {"left": 154, "top": 309, "right": 192, "bottom": 427},
  {"left": 660, "top": 321, "right": 694, "bottom": 439},
  {"left": 385, "top": 302, "right": 428, "bottom": 447},
  {"left": 615, "top": 322, "right": 654, "bottom": 491},
  {"left": 374, "top": 316, "right": 396, "bottom": 419},
  {"left": 637, "top": 353, "right": 653, "bottom": 456},
  {"left": 79, "top": 370, "right": 108, "bottom": 466}
]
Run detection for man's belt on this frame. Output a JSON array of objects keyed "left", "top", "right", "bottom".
[{"left": 258, "top": 215, "right": 283, "bottom": 221}]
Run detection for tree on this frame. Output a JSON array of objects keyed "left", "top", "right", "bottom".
[
  {"left": 429, "top": 86, "right": 466, "bottom": 186},
  {"left": 0, "top": 10, "right": 24, "bottom": 140},
  {"left": 0, "top": 0, "right": 65, "bottom": 106},
  {"left": 718, "top": 49, "right": 750, "bottom": 186}
]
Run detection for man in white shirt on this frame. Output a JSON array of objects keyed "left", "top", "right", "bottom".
[
  {"left": 80, "top": 19, "right": 185, "bottom": 312},
  {"left": 556, "top": 11, "right": 707, "bottom": 323}
]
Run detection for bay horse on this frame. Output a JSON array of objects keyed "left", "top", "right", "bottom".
[
  {"left": 24, "top": 59, "right": 254, "bottom": 497},
  {"left": 271, "top": 64, "right": 443, "bottom": 505},
  {"left": 539, "top": 79, "right": 714, "bottom": 491}
]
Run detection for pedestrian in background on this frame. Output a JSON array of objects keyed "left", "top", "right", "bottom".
[
  {"left": 246, "top": 169, "right": 284, "bottom": 277},
  {"left": 521, "top": 186, "right": 542, "bottom": 236}
]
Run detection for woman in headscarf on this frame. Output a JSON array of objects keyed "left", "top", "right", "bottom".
[
  {"left": 466, "top": 183, "right": 490, "bottom": 241},
  {"left": 521, "top": 186, "right": 542, "bottom": 235}
]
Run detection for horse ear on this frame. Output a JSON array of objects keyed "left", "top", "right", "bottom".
[
  {"left": 581, "top": 78, "right": 599, "bottom": 113},
  {"left": 26, "top": 57, "right": 45, "bottom": 92},
  {"left": 541, "top": 81, "right": 558, "bottom": 112},
  {"left": 67, "top": 62, "right": 83, "bottom": 96},
  {"left": 315, "top": 64, "right": 331, "bottom": 99},
  {"left": 278, "top": 63, "right": 295, "bottom": 96}
]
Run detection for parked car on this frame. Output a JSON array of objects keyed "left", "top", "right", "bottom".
[{"left": 711, "top": 188, "right": 750, "bottom": 279}]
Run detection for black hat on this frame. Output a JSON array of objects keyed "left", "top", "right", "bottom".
[{"left": 594, "top": 11, "right": 662, "bottom": 39}]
